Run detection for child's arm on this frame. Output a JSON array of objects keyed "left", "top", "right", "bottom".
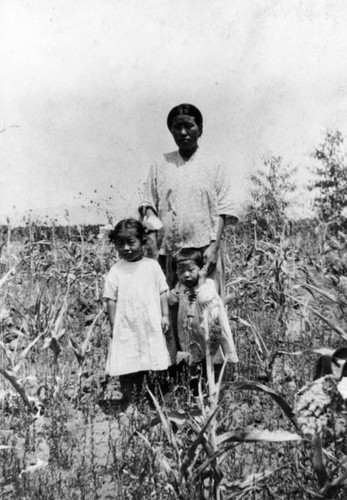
[
  {"left": 167, "top": 283, "right": 180, "bottom": 306},
  {"left": 106, "top": 299, "right": 117, "bottom": 337},
  {"left": 198, "top": 267, "right": 208, "bottom": 288},
  {"left": 160, "top": 291, "right": 170, "bottom": 333}
]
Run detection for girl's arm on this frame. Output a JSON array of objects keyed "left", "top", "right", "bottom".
[
  {"left": 160, "top": 291, "right": 170, "bottom": 333},
  {"left": 106, "top": 299, "right": 117, "bottom": 337}
]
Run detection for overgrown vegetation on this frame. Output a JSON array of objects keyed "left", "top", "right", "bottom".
[
  {"left": 244, "top": 154, "right": 297, "bottom": 240},
  {"left": 1, "top": 132, "right": 347, "bottom": 499},
  {"left": 310, "top": 130, "right": 347, "bottom": 223}
]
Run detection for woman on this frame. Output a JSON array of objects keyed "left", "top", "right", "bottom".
[{"left": 139, "top": 103, "right": 238, "bottom": 292}]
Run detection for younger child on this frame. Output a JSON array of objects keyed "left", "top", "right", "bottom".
[
  {"left": 103, "top": 218, "right": 170, "bottom": 404},
  {"left": 168, "top": 248, "right": 238, "bottom": 389}
]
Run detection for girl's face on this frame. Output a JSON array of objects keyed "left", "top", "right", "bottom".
[
  {"left": 170, "top": 115, "right": 202, "bottom": 154},
  {"left": 176, "top": 259, "right": 200, "bottom": 288},
  {"left": 114, "top": 228, "right": 143, "bottom": 262}
]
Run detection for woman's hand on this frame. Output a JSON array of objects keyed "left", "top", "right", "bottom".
[
  {"left": 203, "top": 241, "right": 219, "bottom": 275},
  {"left": 145, "top": 207, "right": 156, "bottom": 218},
  {"left": 161, "top": 315, "right": 170, "bottom": 334}
]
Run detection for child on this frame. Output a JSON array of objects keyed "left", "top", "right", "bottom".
[
  {"left": 103, "top": 218, "right": 171, "bottom": 404},
  {"left": 168, "top": 248, "right": 238, "bottom": 390}
]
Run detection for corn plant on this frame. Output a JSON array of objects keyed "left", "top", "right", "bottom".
[{"left": 143, "top": 304, "right": 302, "bottom": 500}]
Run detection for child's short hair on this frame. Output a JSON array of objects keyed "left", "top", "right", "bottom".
[
  {"left": 173, "top": 248, "right": 204, "bottom": 271},
  {"left": 109, "top": 218, "right": 146, "bottom": 244}
]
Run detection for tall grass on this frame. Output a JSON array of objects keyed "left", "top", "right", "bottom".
[{"left": 0, "top": 219, "right": 347, "bottom": 499}]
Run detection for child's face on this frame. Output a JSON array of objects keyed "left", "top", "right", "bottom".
[
  {"left": 176, "top": 259, "right": 200, "bottom": 288},
  {"left": 114, "top": 228, "right": 143, "bottom": 262}
]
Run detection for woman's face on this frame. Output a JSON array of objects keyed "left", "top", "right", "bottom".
[{"left": 170, "top": 115, "right": 202, "bottom": 154}]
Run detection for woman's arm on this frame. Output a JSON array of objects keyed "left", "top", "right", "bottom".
[
  {"left": 106, "top": 299, "right": 117, "bottom": 337},
  {"left": 160, "top": 291, "right": 170, "bottom": 333},
  {"left": 138, "top": 162, "right": 159, "bottom": 218},
  {"left": 203, "top": 214, "right": 226, "bottom": 274},
  {"left": 205, "top": 158, "right": 238, "bottom": 274}
]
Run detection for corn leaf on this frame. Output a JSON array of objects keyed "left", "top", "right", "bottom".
[
  {"left": 68, "top": 335, "right": 84, "bottom": 366},
  {"left": 237, "top": 469, "right": 278, "bottom": 488},
  {"left": 313, "top": 348, "right": 336, "bottom": 357},
  {"left": 0, "top": 267, "right": 15, "bottom": 288},
  {"left": 312, "top": 434, "right": 328, "bottom": 489},
  {"left": 216, "top": 429, "right": 302, "bottom": 447},
  {"left": 149, "top": 409, "right": 188, "bottom": 428},
  {"left": 81, "top": 309, "right": 104, "bottom": 357},
  {"left": 20, "top": 331, "right": 46, "bottom": 361},
  {"left": 51, "top": 292, "right": 69, "bottom": 339},
  {"left": 147, "top": 388, "right": 179, "bottom": 453},
  {"left": 289, "top": 295, "right": 347, "bottom": 341},
  {"left": 0, "top": 367, "right": 33, "bottom": 411},
  {"left": 301, "top": 283, "right": 346, "bottom": 306},
  {"left": 180, "top": 403, "right": 221, "bottom": 480},
  {"left": 230, "top": 381, "right": 298, "bottom": 429}
]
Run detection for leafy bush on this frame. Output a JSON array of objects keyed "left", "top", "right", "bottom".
[{"left": 310, "top": 130, "right": 347, "bottom": 223}]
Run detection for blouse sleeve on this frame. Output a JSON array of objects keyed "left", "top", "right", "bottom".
[
  {"left": 103, "top": 266, "right": 118, "bottom": 301},
  {"left": 138, "top": 161, "right": 159, "bottom": 217},
  {"left": 214, "top": 159, "right": 238, "bottom": 222}
]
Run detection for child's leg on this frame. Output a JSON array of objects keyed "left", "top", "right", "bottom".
[
  {"left": 188, "top": 361, "right": 207, "bottom": 396},
  {"left": 214, "top": 363, "right": 224, "bottom": 383},
  {"left": 119, "top": 374, "right": 133, "bottom": 404},
  {"left": 119, "top": 372, "right": 147, "bottom": 404},
  {"left": 145, "top": 370, "right": 170, "bottom": 404},
  {"left": 202, "top": 360, "right": 226, "bottom": 384},
  {"left": 193, "top": 360, "right": 225, "bottom": 395}
]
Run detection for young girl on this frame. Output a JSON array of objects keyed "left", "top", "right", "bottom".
[
  {"left": 168, "top": 248, "right": 238, "bottom": 390},
  {"left": 103, "top": 218, "right": 171, "bottom": 404}
]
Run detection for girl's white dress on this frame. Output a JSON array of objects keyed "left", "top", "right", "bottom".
[{"left": 103, "top": 257, "right": 170, "bottom": 376}]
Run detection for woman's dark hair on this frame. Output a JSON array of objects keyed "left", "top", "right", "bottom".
[
  {"left": 109, "top": 218, "right": 146, "bottom": 244},
  {"left": 167, "top": 103, "right": 203, "bottom": 130},
  {"left": 172, "top": 247, "right": 204, "bottom": 272}
]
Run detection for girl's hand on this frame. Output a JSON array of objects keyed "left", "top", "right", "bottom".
[
  {"left": 203, "top": 242, "right": 219, "bottom": 275},
  {"left": 161, "top": 315, "right": 170, "bottom": 334}
]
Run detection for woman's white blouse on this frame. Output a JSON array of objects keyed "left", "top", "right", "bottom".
[{"left": 142, "top": 148, "right": 237, "bottom": 254}]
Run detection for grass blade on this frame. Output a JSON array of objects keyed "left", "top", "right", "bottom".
[{"left": 216, "top": 429, "right": 302, "bottom": 446}]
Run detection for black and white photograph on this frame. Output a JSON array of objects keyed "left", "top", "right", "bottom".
[{"left": 2, "top": 1, "right": 347, "bottom": 498}]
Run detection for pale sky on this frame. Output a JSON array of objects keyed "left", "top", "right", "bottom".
[{"left": 2, "top": 0, "right": 347, "bottom": 223}]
